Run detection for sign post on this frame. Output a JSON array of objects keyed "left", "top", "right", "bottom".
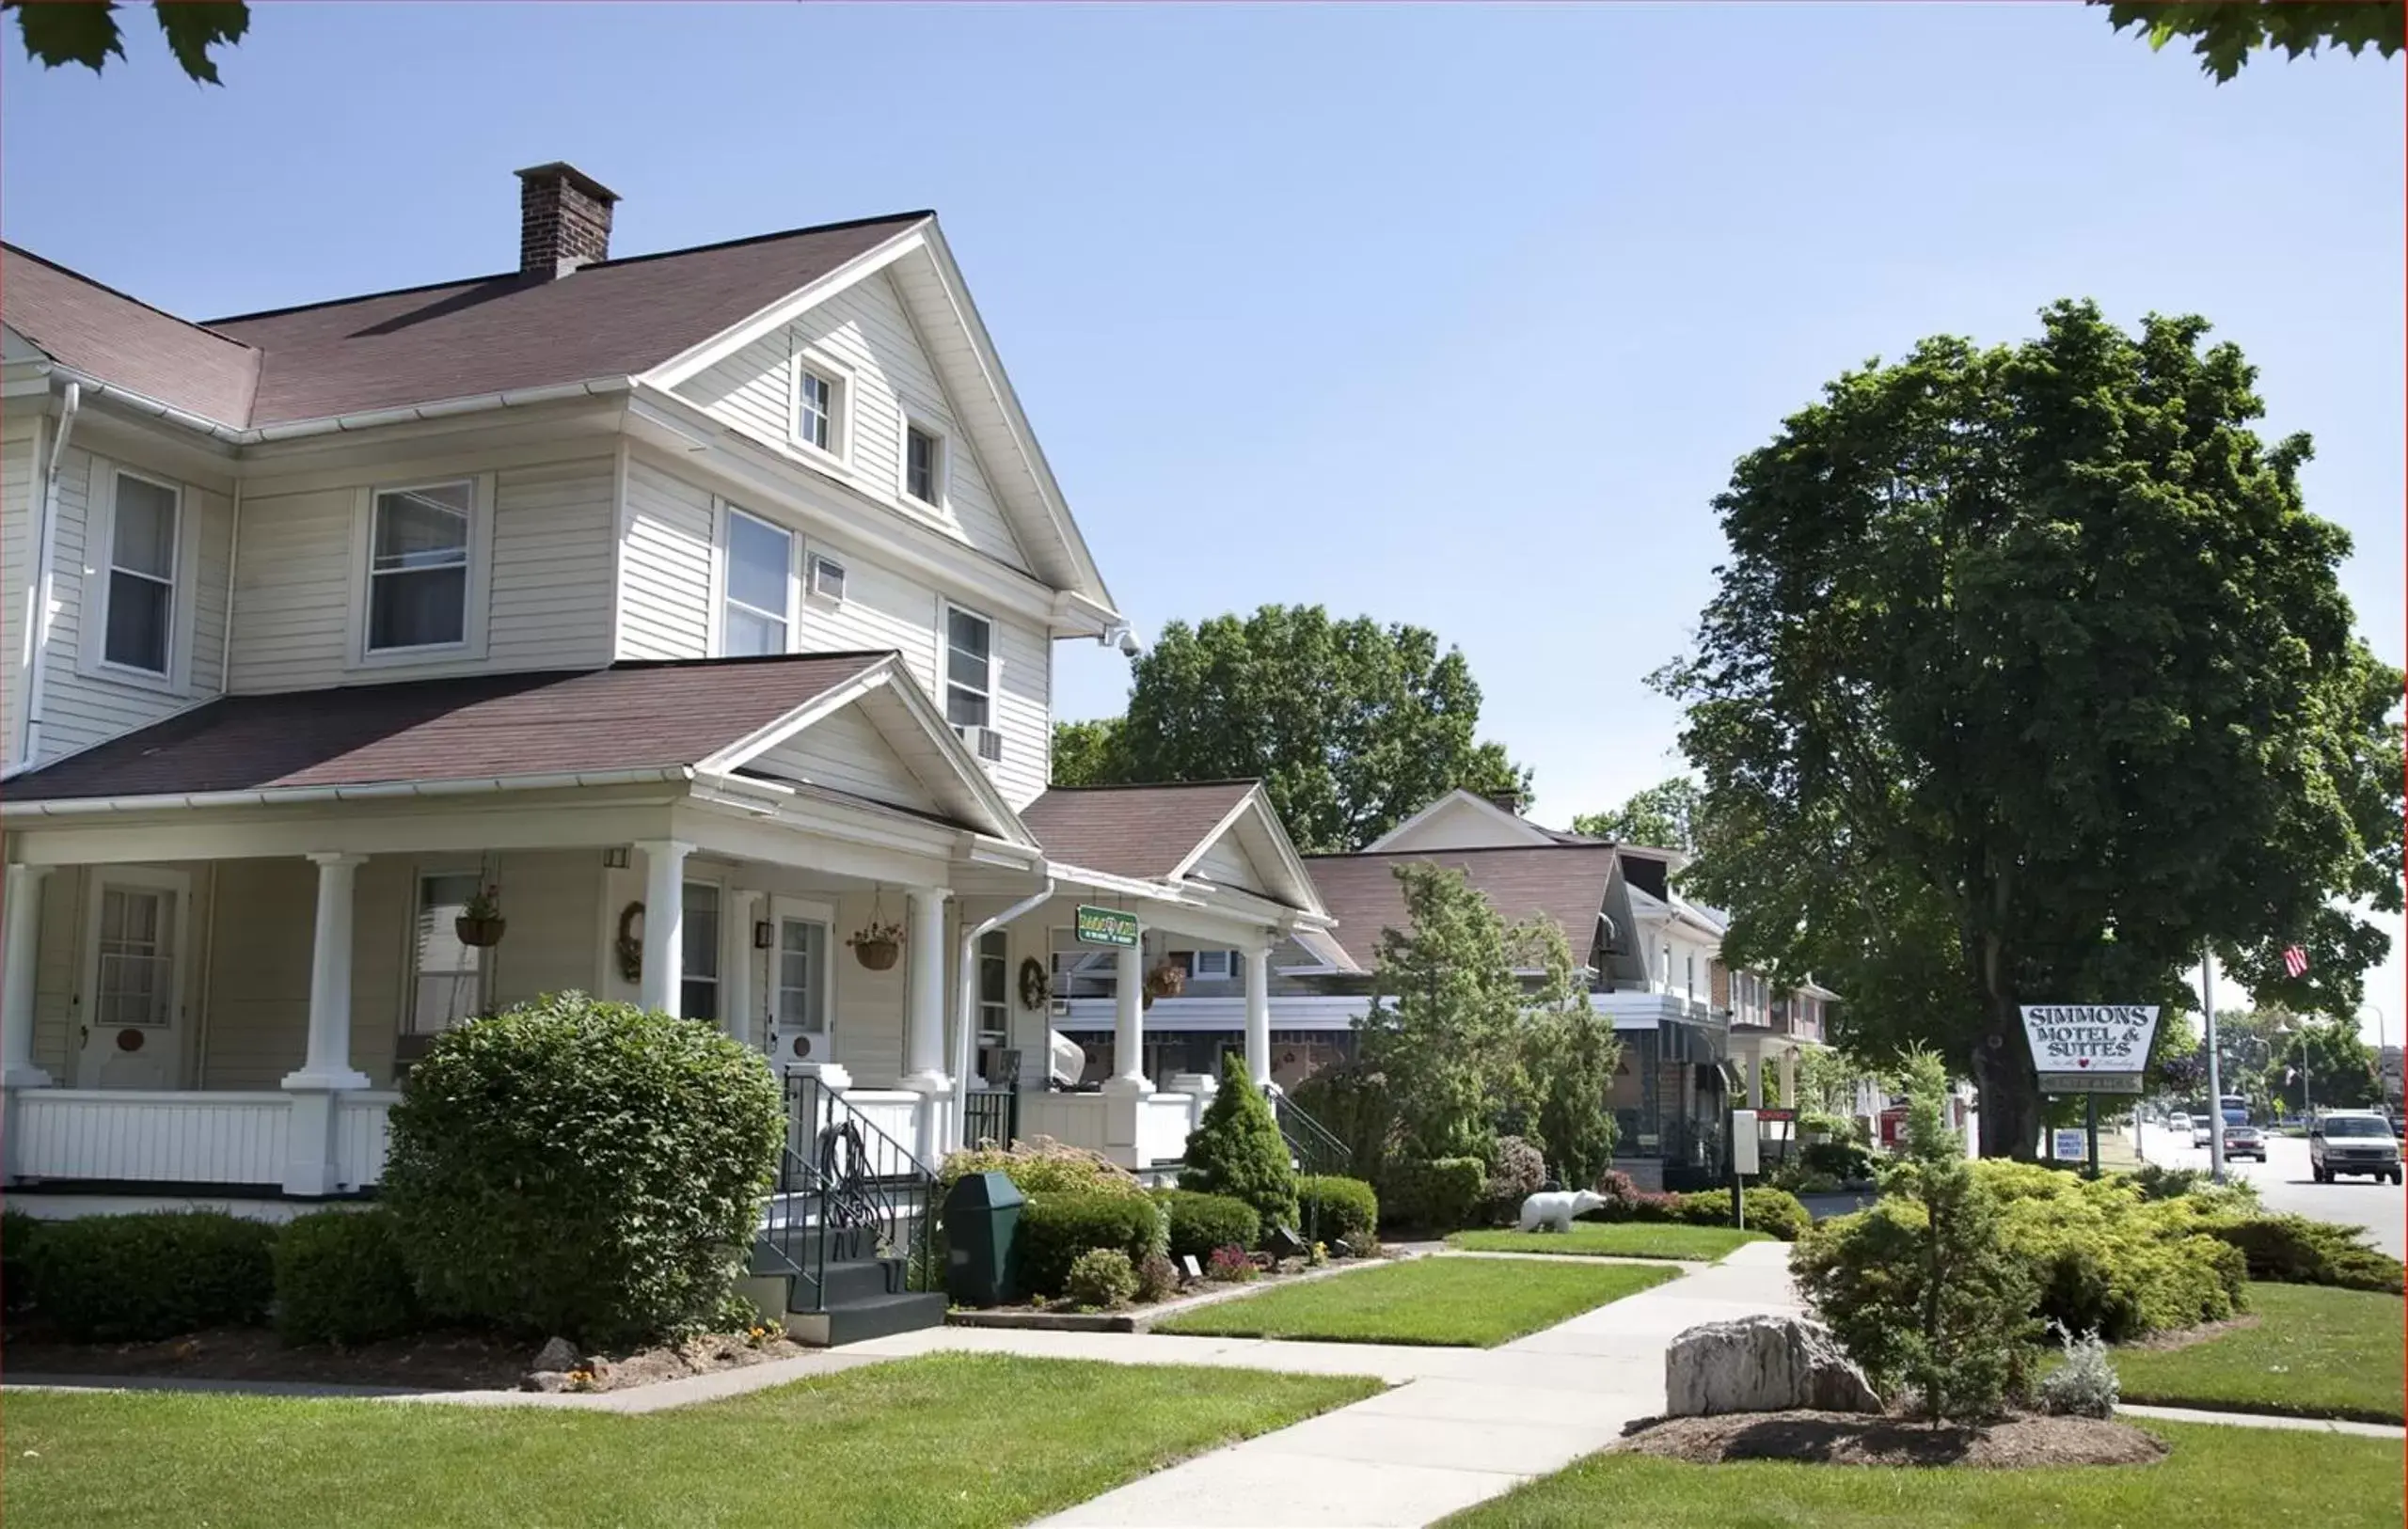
[
  {"left": 1728, "top": 1108, "right": 1758, "bottom": 1231},
  {"left": 2020, "top": 1005, "right": 2162, "bottom": 1179}
]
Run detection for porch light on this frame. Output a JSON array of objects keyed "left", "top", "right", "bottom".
[
  {"left": 753, "top": 920, "right": 774, "bottom": 950},
  {"left": 602, "top": 846, "right": 631, "bottom": 869}
]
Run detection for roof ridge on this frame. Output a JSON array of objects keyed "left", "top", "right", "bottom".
[
  {"left": 1307, "top": 842, "right": 1621, "bottom": 860},
  {"left": 201, "top": 210, "right": 933, "bottom": 327},
  {"left": 608, "top": 649, "right": 898, "bottom": 672},
  {"left": 2, "top": 242, "right": 261, "bottom": 352},
  {"left": 1037, "top": 779, "right": 1259, "bottom": 794}
]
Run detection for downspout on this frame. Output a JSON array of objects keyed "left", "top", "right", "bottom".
[
  {"left": 218, "top": 469, "right": 242, "bottom": 694},
  {"left": 950, "top": 876, "right": 1055, "bottom": 1156},
  {"left": 16, "top": 381, "right": 79, "bottom": 774}
]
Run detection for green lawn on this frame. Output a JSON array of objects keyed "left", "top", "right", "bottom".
[
  {"left": 1447, "top": 1223, "right": 1768, "bottom": 1262},
  {"left": 1443, "top": 1420, "right": 2402, "bottom": 1528},
  {"left": 2113, "top": 1282, "right": 2406, "bottom": 1424},
  {"left": 1153, "top": 1255, "right": 1679, "bottom": 1347},
  {"left": 6, "top": 1353, "right": 1379, "bottom": 1529}
]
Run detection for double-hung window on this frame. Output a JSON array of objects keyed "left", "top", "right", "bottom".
[
  {"left": 797, "top": 368, "right": 836, "bottom": 453},
  {"left": 905, "top": 424, "right": 943, "bottom": 505},
  {"left": 103, "top": 472, "right": 179, "bottom": 674},
  {"left": 943, "top": 605, "right": 993, "bottom": 729},
  {"left": 407, "top": 872, "right": 484, "bottom": 1034},
  {"left": 723, "top": 508, "right": 793, "bottom": 656},
  {"left": 682, "top": 882, "right": 721, "bottom": 1023},
  {"left": 976, "top": 930, "right": 1009, "bottom": 1048},
  {"left": 368, "top": 482, "right": 473, "bottom": 653}
]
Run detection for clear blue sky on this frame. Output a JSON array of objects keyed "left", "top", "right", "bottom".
[{"left": 5, "top": 3, "right": 2400, "bottom": 1036}]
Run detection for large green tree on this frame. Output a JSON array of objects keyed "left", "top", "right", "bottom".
[
  {"left": 2277, "top": 1016, "right": 2382, "bottom": 1111},
  {"left": 8, "top": 0, "right": 248, "bottom": 84},
  {"left": 2094, "top": 1, "right": 2402, "bottom": 82},
  {"left": 1358, "top": 862, "right": 1529, "bottom": 1163},
  {"left": 1054, "top": 606, "right": 1528, "bottom": 853},
  {"left": 1571, "top": 777, "right": 1703, "bottom": 853},
  {"left": 1659, "top": 300, "right": 2402, "bottom": 1159}
]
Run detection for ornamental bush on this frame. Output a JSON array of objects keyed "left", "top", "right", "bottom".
[
  {"left": 1179, "top": 1055, "right": 1299, "bottom": 1232},
  {"left": 274, "top": 1208, "right": 420, "bottom": 1347},
  {"left": 1135, "top": 1252, "right": 1181, "bottom": 1303},
  {"left": 2194, "top": 1211, "right": 2404, "bottom": 1294},
  {"left": 1799, "top": 1139, "right": 1875, "bottom": 1183},
  {"left": 1016, "top": 1191, "right": 1168, "bottom": 1297},
  {"left": 1153, "top": 1189, "right": 1261, "bottom": 1261},
  {"left": 3, "top": 1206, "right": 42, "bottom": 1313},
  {"left": 1379, "top": 1156, "right": 1487, "bottom": 1231},
  {"left": 383, "top": 992, "right": 784, "bottom": 1349},
  {"left": 1296, "top": 1174, "right": 1380, "bottom": 1247},
  {"left": 1675, "top": 1187, "right": 1810, "bottom": 1242},
  {"left": 1065, "top": 1247, "right": 1140, "bottom": 1309},
  {"left": 1486, "top": 1135, "right": 1547, "bottom": 1217},
  {"left": 2037, "top": 1323, "right": 2120, "bottom": 1419},
  {"left": 937, "top": 1136, "right": 1148, "bottom": 1204},
  {"left": 31, "top": 1211, "right": 277, "bottom": 1342}
]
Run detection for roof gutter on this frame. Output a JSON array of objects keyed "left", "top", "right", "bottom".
[
  {"left": 23, "top": 363, "right": 633, "bottom": 447},
  {"left": 14, "top": 380, "right": 80, "bottom": 773},
  {"left": 952, "top": 876, "right": 1056, "bottom": 1153},
  {"left": 2, "top": 765, "right": 695, "bottom": 818}
]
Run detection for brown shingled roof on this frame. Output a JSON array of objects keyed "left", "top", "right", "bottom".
[
  {"left": 1300, "top": 844, "right": 1621, "bottom": 970},
  {"left": 2, "top": 245, "right": 260, "bottom": 425},
  {"left": 2, "top": 213, "right": 925, "bottom": 429},
  {"left": 1020, "top": 781, "right": 1259, "bottom": 880},
  {"left": 3, "top": 654, "right": 888, "bottom": 802}
]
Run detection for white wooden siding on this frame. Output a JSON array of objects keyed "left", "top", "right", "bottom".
[
  {"left": 489, "top": 850, "right": 601, "bottom": 1005},
  {"left": 199, "top": 858, "right": 316, "bottom": 1089},
  {"left": 752, "top": 707, "right": 942, "bottom": 815},
  {"left": 1189, "top": 835, "right": 1262, "bottom": 896},
  {"left": 230, "top": 454, "right": 615, "bottom": 693},
  {"left": 2, "top": 422, "right": 35, "bottom": 763},
  {"left": 615, "top": 457, "right": 715, "bottom": 660},
  {"left": 14, "top": 1091, "right": 292, "bottom": 1185},
  {"left": 989, "top": 611, "right": 1049, "bottom": 808},
  {"left": 830, "top": 888, "right": 907, "bottom": 1084},
  {"left": 675, "top": 272, "right": 1029, "bottom": 572}
]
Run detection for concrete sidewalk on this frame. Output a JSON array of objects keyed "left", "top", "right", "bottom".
[{"left": 1028, "top": 1241, "right": 1805, "bottom": 1528}]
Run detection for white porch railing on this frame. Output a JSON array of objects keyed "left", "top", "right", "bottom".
[
  {"left": 834, "top": 1089, "right": 926, "bottom": 1178},
  {"left": 1138, "top": 1093, "right": 1196, "bottom": 1165},
  {"left": 13, "top": 1090, "right": 293, "bottom": 1186},
  {"left": 335, "top": 1093, "right": 401, "bottom": 1189},
  {"left": 1014, "top": 1090, "right": 1196, "bottom": 1170},
  {"left": 1020, "top": 1091, "right": 1107, "bottom": 1152}
]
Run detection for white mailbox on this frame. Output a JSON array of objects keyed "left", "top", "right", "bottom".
[{"left": 1731, "top": 1109, "right": 1760, "bottom": 1175}]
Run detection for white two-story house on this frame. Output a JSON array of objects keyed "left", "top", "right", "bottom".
[{"left": 0, "top": 164, "right": 1340, "bottom": 1211}]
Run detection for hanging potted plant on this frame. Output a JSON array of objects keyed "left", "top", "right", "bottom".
[
  {"left": 1142, "top": 959, "right": 1186, "bottom": 1010},
  {"left": 455, "top": 885, "right": 507, "bottom": 948},
  {"left": 848, "top": 890, "right": 904, "bottom": 971}
]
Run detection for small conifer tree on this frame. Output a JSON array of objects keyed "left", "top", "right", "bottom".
[{"left": 1180, "top": 1053, "right": 1299, "bottom": 1234}]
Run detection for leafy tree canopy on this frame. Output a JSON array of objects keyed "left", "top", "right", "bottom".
[
  {"left": 7, "top": 0, "right": 248, "bottom": 85},
  {"left": 1052, "top": 605, "right": 1528, "bottom": 853},
  {"left": 1659, "top": 299, "right": 2402, "bottom": 1159},
  {"left": 1571, "top": 777, "right": 1703, "bottom": 854},
  {"left": 2095, "top": 1, "right": 2402, "bottom": 82}
]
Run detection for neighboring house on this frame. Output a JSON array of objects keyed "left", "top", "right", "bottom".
[{"left": 0, "top": 164, "right": 1339, "bottom": 1214}]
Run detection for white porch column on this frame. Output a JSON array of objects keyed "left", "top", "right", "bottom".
[
  {"left": 900, "top": 887, "right": 951, "bottom": 1162},
  {"left": 1244, "top": 938, "right": 1274, "bottom": 1091},
  {"left": 3, "top": 864, "right": 55, "bottom": 1088},
  {"left": 1777, "top": 1046, "right": 1798, "bottom": 1110},
  {"left": 635, "top": 840, "right": 689, "bottom": 1017},
  {"left": 284, "top": 853, "right": 371, "bottom": 1196},
  {"left": 1100, "top": 934, "right": 1152, "bottom": 1168},
  {"left": 726, "top": 889, "right": 761, "bottom": 1049}
]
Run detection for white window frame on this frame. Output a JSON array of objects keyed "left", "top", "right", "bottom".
[
  {"left": 900, "top": 416, "right": 949, "bottom": 510},
  {"left": 975, "top": 929, "right": 1010, "bottom": 1046},
  {"left": 788, "top": 348, "right": 849, "bottom": 465},
  {"left": 79, "top": 461, "right": 201, "bottom": 694},
  {"left": 403, "top": 863, "right": 489, "bottom": 1038},
  {"left": 1191, "top": 950, "right": 1234, "bottom": 981},
  {"left": 682, "top": 876, "right": 725, "bottom": 1025},
  {"left": 348, "top": 475, "right": 495, "bottom": 670},
  {"left": 714, "top": 501, "right": 799, "bottom": 657},
  {"left": 939, "top": 598, "right": 997, "bottom": 733},
  {"left": 807, "top": 552, "right": 848, "bottom": 605}
]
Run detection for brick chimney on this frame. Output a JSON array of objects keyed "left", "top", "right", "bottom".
[{"left": 515, "top": 162, "right": 619, "bottom": 279}]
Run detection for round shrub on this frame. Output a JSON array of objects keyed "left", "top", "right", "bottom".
[
  {"left": 383, "top": 992, "right": 784, "bottom": 1348},
  {"left": 1679, "top": 1187, "right": 1809, "bottom": 1241},
  {"left": 1378, "top": 1157, "right": 1486, "bottom": 1231},
  {"left": 1296, "top": 1174, "right": 1379, "bottom": 1246},
  {"left": 1065, "top": 1247, "right": 1140, "bottom": 1309},
  {"left": 1016, "top": 1191, "right": 1169, "bottom": 1297},
  {"left": 274, "top": 1207, "right": 420, "bottom": 1347},
  {"left": 1154, "top": 1189, "right": 1260, "bottom": 1260},
  {"left": 938, "top": 1137, "right": 1148, "bottom": 1203},
  {"left": 1799, "top": 1139, "right": 1874, "bottom": 1182},
  {"left": 1179, "top": 1055, "right": 1299, "bottom": 1232},
  {"left": 1135, "top": 1252, "right": 1180, "bottom": 1303},
  {"left": 31, "top": 1211, "right": 277, "bottom": 1342},
  {"left": 1487, "top": 1136, "right": 1546, "bottom": 1213}
]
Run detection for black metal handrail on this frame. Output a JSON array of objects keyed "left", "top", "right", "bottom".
[
  {"left": 1273, "top": 1090, "right": 1354, "bottom": 1244},
  {"left": 961, "top": 1089, "right": 1018, "bottom": 1150},
  {"left": 767, "top": 1074, "right": 944, "bottom": 1310}
]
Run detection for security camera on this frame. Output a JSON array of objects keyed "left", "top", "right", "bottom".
[{"left": 1116, "top": 629, "right": 1141, "bottom": 657}]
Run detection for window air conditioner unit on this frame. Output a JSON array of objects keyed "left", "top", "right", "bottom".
[
  {"left": 1049, "top": 998, "right": 1071, "bottom": 1018},
  {"left": 956, "top": 724, "right": 1004, "bottom": 763}
]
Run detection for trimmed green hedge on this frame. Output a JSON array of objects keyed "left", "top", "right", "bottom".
[
  {"left": 1016, "top": 1192, "right": 1169, "bottom": 1297},
  {"left": 29, "top": 1211, "right": 277, "bottom": 1342},
  {"left": 1298, "top": 1175, "right": 1380, "bottom": 1246},
  {"left": 1380, "top": 1157, "right": 1487, "bottom": 1231},
  {"left": 4, "top": 1206, "right": 42, "bottom": 1313},
  {"left": 1153, "top": 1189, "right": 1260, "bottom": 1260},
  {"left": 2196, "top": 1212, "right": 2403, "bottom": 1294},
  {"left": 1680, "top": 1188, "right": 1810, "bottom": 1242},
  {"left": 274, "top": 1208, "right": 420, "bottom": 1347}
]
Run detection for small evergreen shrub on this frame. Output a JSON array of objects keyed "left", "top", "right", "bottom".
[
  {"left": 383, "top": 992, "right": 784, "bottom": 1348},
  {"left": 2038, "top": 1323, "right": 2120, "bottom": 1419},
  {"left": 2195, "top": 1211, "right": 2404, "bottom": 1293},
  {"left": 1178, "top": 1056, "right": 1300, "bottom": 1232},
  {"left": 1016, "top": 1191, "right": 1168, "bottom": 1297},
  {"left": 2126, "top": 1162, "right": 2212, "bottom": 1202},
  {"left": 1379, "top": 1157, "right": 1487, "bottom": 1230},
  {"left": 1676, "top": 1187, "right": 1810, "bottom": 1242},
  {"left": 1065, "top": 1247, "right": 1140, "bottom": 1309},
  {"left": 1153, "top": 1189, "right": 1261, "bottom": 1260},
  {"left": 273, "top": 1207, "right": 420, "bottom": 1347},
  {"left": 31, "top": 1211, "right": 277, "bottom": 1342},
  {"left": 1297, "top": 1175, "right": 1379, "bottom": 1246},
  {"left": 1135, "top": 1252, "right": 1180, "bottom": 1303},
  {"left": 1799, "top": 1139, "right": 1875, "bottom": 1182},
  {"left": 3, "top": 1206, "right": 42, "bottom": 1313}
]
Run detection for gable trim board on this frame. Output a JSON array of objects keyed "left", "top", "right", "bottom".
[{"left": 1363, "top": 788, "right": 1560, "bottom": 852}]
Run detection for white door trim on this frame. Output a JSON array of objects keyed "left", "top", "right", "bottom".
[{"left": 76, "top": 864, "right": 194, "bottom": 1090}]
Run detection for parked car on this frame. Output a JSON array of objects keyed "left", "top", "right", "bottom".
[
  {"left": 2222, "top": 1123, "right": 2266, "bottom": 1162},
  {"left": 2309, "top": 1111, "right": 2403, "bottom": 1184}
]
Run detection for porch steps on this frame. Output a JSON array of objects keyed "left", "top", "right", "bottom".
[{"left": 748, "top": 1242, "right": 947, "bottom": 1348}]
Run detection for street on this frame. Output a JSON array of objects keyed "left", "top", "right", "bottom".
[{"left": 2133, "top": 1121, "right": 2406, "bottom": 1260}]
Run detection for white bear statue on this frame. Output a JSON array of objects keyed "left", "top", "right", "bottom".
[{"left": 1517, "top": 1189, "right": 1607, "bottom": 1234}]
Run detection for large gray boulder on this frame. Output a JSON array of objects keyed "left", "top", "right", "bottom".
[{"left": 1664, "top": 1315, "right": 1882, "bottom": 1416}]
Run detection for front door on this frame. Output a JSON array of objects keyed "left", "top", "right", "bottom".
[
  {"left": 76, "top": 869, "right": 191, "bottom": 1089},
  {"left": 765, "top": 898, "right": 832, "bottom": 1069}
]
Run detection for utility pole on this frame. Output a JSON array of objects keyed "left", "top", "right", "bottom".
[{"left": 2201, "top": 947, "right": 2226, "bottom": 1183}]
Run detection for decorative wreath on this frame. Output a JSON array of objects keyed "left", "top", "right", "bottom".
[
  {"left": 1017, "top": 956, "right": 1050, "bottom": 1012},
  {"left": 615, "top": 901, "right": 645, "bottom": 984}
]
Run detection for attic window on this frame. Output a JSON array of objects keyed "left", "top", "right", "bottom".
[
  {"left": 905, "top": 423, "right": 945, "bottom": 506},
  {"left": 796, "top": 367, "right": 837, "bottom": 454}
]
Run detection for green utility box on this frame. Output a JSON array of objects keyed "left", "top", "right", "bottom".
[{"left": 944, "top": 1171, "right": 1024, "bottom": 1307}]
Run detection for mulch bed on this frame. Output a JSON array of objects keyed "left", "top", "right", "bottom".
[
  {"left": 2, "top": 1325, "right": 806, "bottom": 1394},
  {"left": 1618, "top": 1410, "right": 2171, "bottom": 1469}
]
